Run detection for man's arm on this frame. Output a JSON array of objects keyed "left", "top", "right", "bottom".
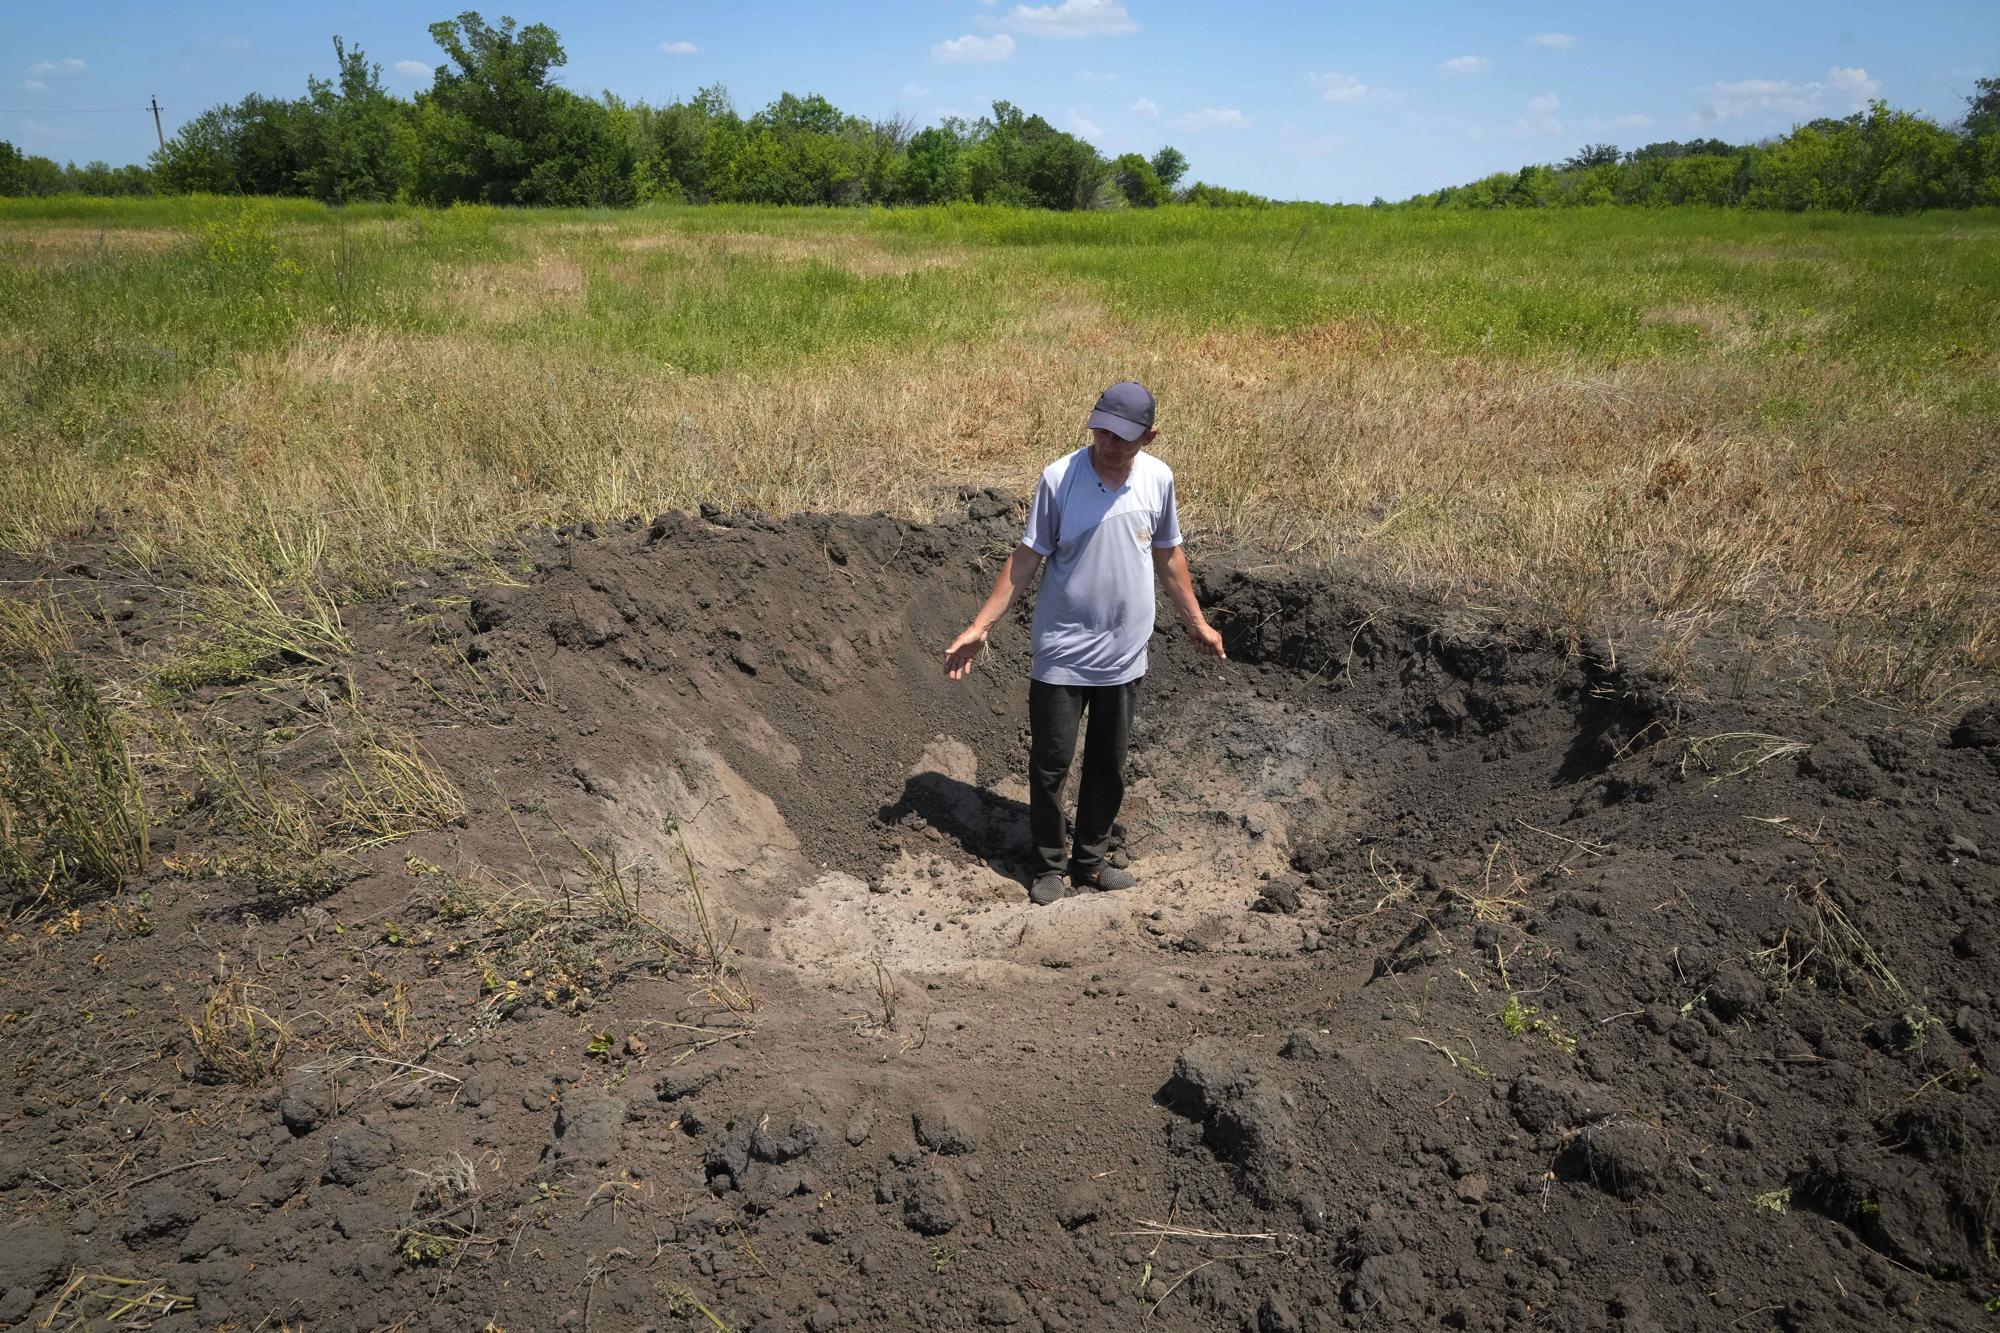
[
  {"left": 1153, "top": 545, "right": 1226, "bottom": 659},
  {"left": 945, "top": 544, "right": 1045, "bottom": 680}
]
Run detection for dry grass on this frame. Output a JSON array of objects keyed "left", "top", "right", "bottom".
[
  {"left": 179, "top": 971, "right": 291, "bottom": 1084},
  {"left": 12, "top": 318, "right": 1995, "bottom": 710},
  {"left": 0, "top": 587, "right": 83, "bottom": 667},
  {"left": 0, "top": 224, "right": 183, "bottom": 259},
  {"left": 1, "top": 660, "right": 150, "bottom": 901},
  {"left": 329, "top": 712, "right": 466, "bottom": 845},
  {"left": 434, "top": 255, "right": 589, "bottom": 325},
  {"left": 143, "top": 689, "right": 461, "bottom": 897},
  {"left": 614, "top": 227, "right": 968, "bottom": 276},
  {"left": 39, "top": 1271, "right": 191, "bottom": 1329}
]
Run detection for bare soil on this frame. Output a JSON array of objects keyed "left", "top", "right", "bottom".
[{"left": 3, "top": 496, "right": 1998, "bottom": 1331}]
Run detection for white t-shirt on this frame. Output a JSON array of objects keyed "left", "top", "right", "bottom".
[{"left": 1020, "top": 447, "right": 1183, "bottom": 687}]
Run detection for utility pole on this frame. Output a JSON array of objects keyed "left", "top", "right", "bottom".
[{"left": 149, "top": 96, "right": 164, "bottom": 150}]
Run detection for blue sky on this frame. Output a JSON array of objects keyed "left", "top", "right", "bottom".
[{"left": 3, "top": 1, "right": 1993, "bottom": 202}]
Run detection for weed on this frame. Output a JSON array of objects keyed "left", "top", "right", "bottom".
[
  {"left": 1789, "top": 878, "right": 1914, "bottom": 1011},
  {"left": 872, "top": 959, "right": 898, "bottom": 1028},
  {"left": 655, "top": 1282, "right": 738, "bottom": 1332},
  {"left": 164, "top": 718, "right": 339, "bottom": 897},
  {"left": 0, "top": 659, "right": 149, "bottom": 901},
  {"left": 329, "top": 712, "right": 464, "bottom": 845},
  {"left": 396, "top": 1151, "right": 484, "bottom": 1268},
  {"left": 355, "top": 980, "right": 415, "bottom": 1055},
  {"left": 665, "top": 816, "right": 758, "bottom": 1015},
  {"left": 40, "top": 1271, "right": 191, "bottom": 1329},
  {"left": 1754, "top": 1186, "right": 1792, "bottom": 1213},
  {"left": 171, "top": 543, "right": 353, "bottom": 677},
  {"left": 1408, "top": 1034, "right": 1491, "bottom": 1079},
  {"left": 149, "top": 642, "right": 267, "bottom": 692},
  {"left": 437, "top": 824, "right": 696, "bottom": 1017},
  {"left": 1493, "top": 947, "right": 1579, "bottom": 1054},
  {"left": 0, "top": 590, "right": 81, "bottom": 666},
  {"left": 1681, "top": 731, "right": 1808, "bottom": 786},
  {"left": 1444, "top": 841, "right": 1530, "bottom": 923},
  {"left": 179, "top": 970, "right": 290, "bottom": 1085}
]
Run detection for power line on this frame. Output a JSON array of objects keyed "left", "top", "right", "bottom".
[{"left": 0, "top": 106, "right": 154, "bottom": 114}]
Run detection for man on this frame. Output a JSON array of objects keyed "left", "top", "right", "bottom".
[{"left": 944, "top": 381, "right": 1227, "bottom": 906}]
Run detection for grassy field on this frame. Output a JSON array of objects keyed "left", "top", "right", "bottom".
[{"left": 2, "top": 196, "right": 1996, "bottom": 706}]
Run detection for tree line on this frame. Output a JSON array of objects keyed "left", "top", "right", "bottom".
[
  {"left": 1399, "top": 81, "right": 2000, "bottom": 213},
  {"left": 7, "top": 17, "right": 1995, "bottom": 215},
  {"left": 0, "top": 13, "right": 1245, "bottom": 210}
]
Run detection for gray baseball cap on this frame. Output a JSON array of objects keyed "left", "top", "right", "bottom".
[{"left": 1086, "top": 381, "right": 1156, "bottom": 441}]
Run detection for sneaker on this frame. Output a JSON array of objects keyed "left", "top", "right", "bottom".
[
  {"left": 1073, "top": 865, "right": 1138, "bottom": 892},
  {"left": 1029, "top": 873, "right": 1068, "bottom": 906}
]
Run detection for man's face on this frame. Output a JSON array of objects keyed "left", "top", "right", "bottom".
[{"left": 1090, "top": 426, "right": 1152, "bottom": 468}]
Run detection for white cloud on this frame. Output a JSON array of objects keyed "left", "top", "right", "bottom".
[
  {"left": 1007, "top": 0, "right": 1139, "bottom": 39},
  {"left": 1696, "top": 65, "right": 1879, "bottom": 125},
  {"left": 660, "top": 41, "right": 701, "bottom": 55},
  {"left": 21, "top": 78, "right": 46, "bottom": 92},
  {"left": 393, "top": 60, "right": 432, "bottom": 79},
  {"left": 1279, "top": 121, "right": 1347, "bottom": 159},
  {"left": 1440, "top": 55, "right": 1491, "bottom": 76},
  {"left": 1513, "top": 92, "right": 1562, "bottom": 136},
  {"left": 1076, "top": 69, "right": 1118, "bottom": 83},
  {"left": 932, "top": 33, "right": 1015, "bottom": 62},
  {"left": 26, "top": 58, "right": 87, "bottom": 78},
  {"left": 1309, "top": 71, "right": 1371, "bottom": 104},
  {"left": 222, "top": 36, "right": 252, "bottom": 52},
  {"left": 1823, "top": 66, "right": 1879, "bottom": 104},
  {"left": 1068, "top": 108, "right": 1106, "bottom": 139},
  {"left": 1129, "top": 96, "right": 1159, "bottom": 118},
  {"left": 1176, "top": 106, "right": 1250, "bottom": 132},
  {"left": 901, "top": 83, "right": 933, "bottom": 98},
  {"left": 1529, "top": 33, "right": 1578, "bottom": 50}
]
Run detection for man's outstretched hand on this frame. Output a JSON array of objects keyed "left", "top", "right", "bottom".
[
  {"left": 944, "top": 625, "right": 989, "bottom": 680},
  {"left": 1188, "top": 621, "right": 1227, "bottom": 659}
]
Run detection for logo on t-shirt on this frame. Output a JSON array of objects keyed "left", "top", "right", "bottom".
[{"left": 1133, "top": 520, "right": 1150, "bottom": 547}]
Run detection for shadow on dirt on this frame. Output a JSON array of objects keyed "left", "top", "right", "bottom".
[{"left": 879, "top": 770, "right": 1031, "bottom": 879}]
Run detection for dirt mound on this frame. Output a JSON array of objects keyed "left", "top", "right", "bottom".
[{"left": 2, "top": 497, "right": 1997, "bottom": 1330}]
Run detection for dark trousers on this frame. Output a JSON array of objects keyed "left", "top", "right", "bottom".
[{"left": 1028, "top": 678, "right": 1138, "bottom": 879}]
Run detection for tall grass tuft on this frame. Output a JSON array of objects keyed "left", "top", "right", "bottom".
[{"left": 0, "top": 661, "right": 150, "bottom": 902}]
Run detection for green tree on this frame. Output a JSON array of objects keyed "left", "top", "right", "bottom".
[
  {"left": 411, "top": 12, "right": 626, "bottom": 205},
  {"left": 296, "top": 38, "right": 412, "bottom": 202},
  {"left": 1963, "top": 77, "right": 2000, "bottom": 137},
  {"left": 1148, "top": 145, "right": 1188, "bottom": 190},
  {"left": 1561, "top": 143, "right": 1620, "bottom": 171},
  {"left": 901, "top": 124, "right": 970, "bottom": 204},
  {"left": 627, "top": 84, "right": 738, "bottom": 202},
  {"left": 1178, "top": 180, "right": 1271, "bottom": 207},
  {"left": 153, "top": 94, "right": 309, "bottom": 195},
  {"left": 1110, "top": 151, "right": 1167, "bottom": 207},
  {"left": 1624, "top": 138, "right": 1738, "bottom": 162}
]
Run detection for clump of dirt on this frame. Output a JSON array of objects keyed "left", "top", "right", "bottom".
[{"left": 2, "top": 494, "right": 1996, "bottom": 1331}]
